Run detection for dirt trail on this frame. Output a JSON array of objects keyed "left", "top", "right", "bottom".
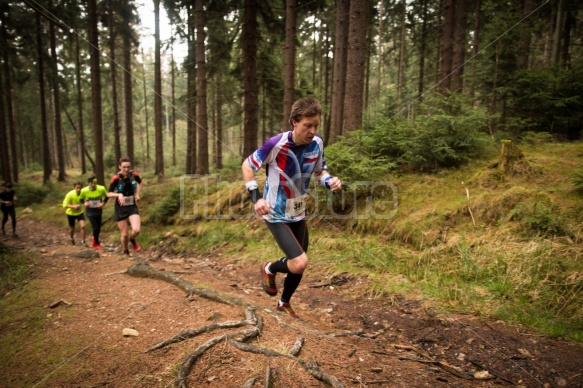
[{"left": 1, "top": 217, "right": 582, "bottom": 387}]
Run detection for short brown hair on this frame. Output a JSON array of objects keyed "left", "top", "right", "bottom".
[
  {"left": 119, "top": 156, "right": 131, "bottom": 165},
  {"left": 289, "top": 97, "right": 322, "bottom": 128}
]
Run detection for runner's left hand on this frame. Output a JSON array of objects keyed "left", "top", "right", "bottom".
[{"left": 328, "top": 177, "right": 342, "bottom": 191}]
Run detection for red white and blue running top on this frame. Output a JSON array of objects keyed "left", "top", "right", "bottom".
[{"left": 248, "top": 131, "right": 327, "bottom": 223}]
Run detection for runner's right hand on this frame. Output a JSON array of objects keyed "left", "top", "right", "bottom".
[{"left": 254, "top": 198, "right": 270, "bottom": 216}]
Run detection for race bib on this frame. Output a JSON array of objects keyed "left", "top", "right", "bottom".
[
  {"left": 123, "top": 196, "right": 135, "bottom": 206},
  {"left": 88, "top": 200, "right": 101, "bottom": 208},
  {"left": 285, "top": 194, "right": 306, "bottom": 218}
]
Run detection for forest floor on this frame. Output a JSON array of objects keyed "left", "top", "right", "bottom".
[{"left": 1, "top": 216, "right": 582, "bottom": 388}]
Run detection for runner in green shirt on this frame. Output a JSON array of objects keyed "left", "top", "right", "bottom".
[
  {"left": 80, "top": 175, "right": 109, "bottom": 250},
  {"left": 62, "top": 182, "right": 86, "bottom": 246}
]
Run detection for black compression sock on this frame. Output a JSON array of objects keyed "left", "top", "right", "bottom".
[
  {"left": 269, "top": 257, "right": 290, "bottom": 274},
  {"left": 281, "top": 273, "right": 303, "bottom": 303}
]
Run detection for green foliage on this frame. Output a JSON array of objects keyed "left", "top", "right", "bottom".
[
  {"left": 325, "top": 135, "right": 395, "bottom": 183},
  {"left": 510, "top": 192, "right": 566, "bottom": 236},
  {"left": 328, "top": 94, "right": 495, "bottom": 176},
  {"left": 511, "top": 63, "right": 583, "bottom": 139},
  {"left": 12, "top": 181, "right": 51, "bottom": 207},
  {"left": 144, "top": 184, "right": 182, "bottom": 225},
  {"left": 520, "top": 131, "right": 555, "bottom": 145}
]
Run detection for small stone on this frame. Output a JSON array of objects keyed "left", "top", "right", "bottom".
[
  {"left": 457, "top": 353, "right": 466, "bottom": 361},
  {"left": 555, "top": 377, "right": 567, "bottom": 387},
  {"left": 518, "top": 348, "right": 533, "bottom": 358},
  {"left": 122, "top": 328, "right": 139, "bottom": 337},
  {"left": 474, "top": 370, "right": 491, "bottom": 379}
]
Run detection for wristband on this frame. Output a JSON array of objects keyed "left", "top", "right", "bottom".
[
  {"left": 320, "top": 175, "right": 332, "bottom": 189},
  {"left": 245, "top": 180, "right": 258, "bottom": 191},
  {"left": 245, "top": 180, "right": 261, "bottom": 204}
]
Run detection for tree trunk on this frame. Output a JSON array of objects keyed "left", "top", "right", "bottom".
[
  {"left": 154, "top": 0, "right": 164, "bottom": 180},
  {"left": 328, "top": 0, "right": 349, "bottom": 144},
  {"left": 498, "top": 140, "right": 524, "bottom": 176},
  {"left": 186, "top": 4, "right": 197, "bottom": 174},
  {"left": 450, "top": 0, "right": 467, "bottom": 93},
  {"left": 417, "top": 0, "right": 428, "bottom": 101},
  {"left": 0, "top": 53, "right": 10, "bottom": 183},
  {"left": 141, "top": 49, "right": 151, "bottom": 168},
  {"left": 49, "top": 0, "right": 65, "bottom": 182},
  {"left": 74, "top": 34, "right": 86, "bottom": 173},
  {"left": 551, "top": 0, "right": 564, "bottom": 66},
  {"left": 469, "top": 0, "right": 481, "bottom": 100},
  {"left": 1, "top": 16, "right": 18, "bottom": 182},
  {"left": 215, "top": 71, "right": 223, "bottom": 169},
  {"left": 560, "top": 8, "right": 574, "bottom": 68},
  {"left": 322, "top": 22, "right": 331, "bottom": 143},
  {"left": 342, "top": 0, "right": 368, "bottom": 133},
  {"left": 242, "top": 0, "right": 259, "bottom": 158},
  {"left": 439, "top": 0, "right": 454, "bottom": 92},
  {"left": 123, "top": 0, "right": 134, "bottom": 162},
  {"left": 516, "top": 0, "right": 535, "bottom": 70},
  {"left": 282, "top": 0, "right": 297, "bottom": 132},
  {"left": 171, "top": 51, "right": 176, "bottom": 167},
  {"left": 195, "top": 0, "right": 209, "bottom": 174},
  {"left": 108, "top": 3, "right": 122, "bottom": 166},
  {"left": 396, "top": 0, "right": 406, "bottom": 110},
  {"left": 37, "top": 13, "right": 51, "bottom": 184},
  {"left": 88, "top": 0, "right": 105, "bottom": 184}
]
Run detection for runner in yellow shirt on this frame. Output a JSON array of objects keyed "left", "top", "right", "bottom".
[
  {"left": 62, "top": 182, "right": 86, "bottom": 246},
  {"left": 80, "top": 175, "right": 109, "bottom": 250}
]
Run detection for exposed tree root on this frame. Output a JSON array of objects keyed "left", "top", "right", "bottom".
[
  {"left": 264, "top": 366, "right": 273, "bottom": 388},
  {"left": 241, "top": 376, "right": 260, "bottom": 388},
  {"left": 175, "top": 326, "right": 261, "bottom": 388},
  {"left": 395, "top": 344, "right": 495, "bottom": 381},
  {"left": 131, "top": 262, "right": 345, "bottom": 387},
  {"left": 300, "top": 358, "right": 344, "bottom": 388},
  {"left": 228, "top": 341, "right": 343, "bottom": 387},
  {"left": 126, "top": 261, "right": 247, "bottom": 306},
  {"left": 289, "top": 336, "right": 304, "bottom": 357},
  {"left": 147, "top": 306, "right": 257, "bottom": 352}
]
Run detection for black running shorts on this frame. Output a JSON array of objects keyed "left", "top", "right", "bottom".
[
  {"left": 265, "top": 220, "right": 309, "bottom": 260},
  {"left": 114, "top": 204, "right": 139, "bottom": 221},
  {"left": 67, "top": 213, "right": 85, "bottom": 227}
]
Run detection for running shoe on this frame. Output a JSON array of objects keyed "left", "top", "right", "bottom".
[
  {"left": 124, "top": 249, "right": 130, "bottom": 255},
  {"left": 260, "top": 262, "right": 277, "bottom": 296},
  {"left": 80, "top": 239, "right": 86, "bottom": 247},
  {"left": 276, "top": 302, "right": 298, "bottom": 318},
  {"left": 132, "top": 240, "right": 141, "bottom": 252},
  {"left": 95, "top": 243, "right": 102, "bottom": 250},
  {"left": 91, "top": 236, "right": 96, "bottom": 248},
  {"left": 71, "top": 239, "right": 75, "bottom": 245}
]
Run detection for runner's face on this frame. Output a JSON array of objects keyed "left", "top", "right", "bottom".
[
  {"left": 292, "top": 115, "right": 320, "bottom": 145},
  {"left": 89, "top": 182, "right": 96, "bottom": 190},
  {"left": 119, "top": 162, "right": 131, "bottom": 176},
  {"left": 74, "top": 184, "right": 82, "bottom": 194}
]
